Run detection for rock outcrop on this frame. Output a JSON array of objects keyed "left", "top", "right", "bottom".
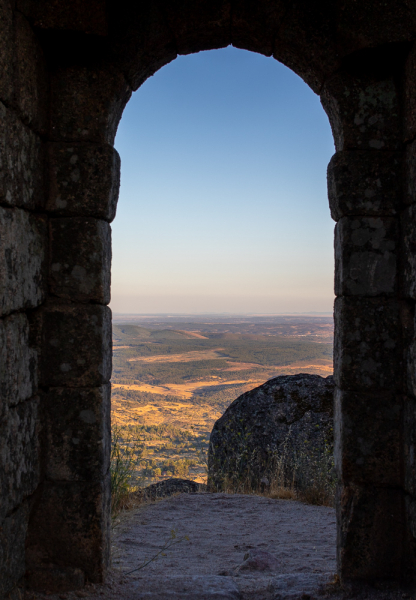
[
  {"left": 208, "top": 374, "right": 335, "bottom": 492},
  {"left": 139, "top": 478, "right": 207, "bottom": 500}
]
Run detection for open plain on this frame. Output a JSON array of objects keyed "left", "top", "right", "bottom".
[{"left": 111, "top": 315, "right": 334, "bottom": 484}]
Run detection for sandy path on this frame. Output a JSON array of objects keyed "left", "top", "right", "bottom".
[
  {"left": 109, "top": 493, "right": 337, "bottom": 599},
  {"left": 113, "top": 493, "right": 336, "bottom": 579},
  {"left": 27, "top": 493, "right": 411, "bottom": 600}
]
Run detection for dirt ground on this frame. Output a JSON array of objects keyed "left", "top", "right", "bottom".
[{"left": 25, "top": 493, "right": 415, "bottom": 600}]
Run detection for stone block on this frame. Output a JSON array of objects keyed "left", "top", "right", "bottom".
[
  {"left": 334, "top": 296, "right": 399, "bottom": 391},
  {"left": 404, "top": 139, "right": 416, "bottom": 206},
  {"left": 231, "top": 0, "right": 284, "bottom": 57},
  {"left": 108, "top": 0, "right": 177, "bottom": 91},
  {"left": 41, "top": 304, "right": 111, "bottom": 387},
  {"left": 404, "top": 313, "right": 416, "bottom": 398},
  {"left": 50, "top": 66, "right": 131, "bottom": 144},
  {"left": 0, "top": 502, "right": 30, "bottom": 599},
  {"left": 336, "top": 0, "right": 415, "bottom": 57},
  {"left": 49, "top": 218, "right": 111, "bottom": 304},
  {"left": 43, "top": 385, "right": 110, "bottom": 482},
  {"left": 0, "top": 313, "right": 37, "bottom": 416},
  {"left": 406, "top": 495, "right": 416, "bottom": 547},
  {"left": 321, "top": 73, "right": 401, "bottom": 152},
  {"left": 404, "top": 397, "right": 416, "bottom": 497},
  {"left": 165, "top": 0, "right": 231, "bottom": 55},
  {"left": 31, "top": 0, "right": 107, "bottom": 35},
  {"left": 327, "top": 150, "right": 402, "bottom": 220},
  {"left": 401, "top": 204, "right": 416, "bottom": 300},
  {"left": 334, "top": 216, "right": 397, "bottom": 297},
  {"left": 14, "top": 12, "right": 48, "bottom": 132},
  {"left": 26, "top": 477, "right": 110, "bottom": 584},
  {"left": 0, "top": 398, "right": 39, "bottom": 521},
  {"left": 47, "top": 143, "right": 119, "bottom": 221},
  {"left": 0, "top": 0, "right": 14, "bottom": 105},
  {"left": 0, "top": 207, "right": 46, "bottom": 316},
  {"left": 26, "top": 566, "right": 85, "bottom": 594},
  {"left": 0, "top": 102, "right": 45, "bottom": 209},
  {"left": 334, "top": 388, "right": 401, "bottom": 486},
  {"left": 274, "top": 0, "right": 339, "bottom": 94},
  {"left": 405, "top": 44, "right": 416, "bottom": 143},
  {"left": 337, "top": 484, "right": 404, "bottom": 581}
]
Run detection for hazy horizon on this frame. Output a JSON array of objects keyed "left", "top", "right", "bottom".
[{"left": 111, "top": 46, "right": 335, "bottom": 315}]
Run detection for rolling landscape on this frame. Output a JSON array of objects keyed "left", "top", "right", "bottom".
[{"left": 111, "top": 314, "right": 334, "bottom": 485}]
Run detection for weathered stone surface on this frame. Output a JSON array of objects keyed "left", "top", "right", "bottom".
[
  {"left": 404, "top": 397, "right": 416, "bottom": 497},
  {"left": 0, "top": 313, "right": 37, "bottom": 416},
  {"left": 41, "top": 304, "right": 112, "bottom": 387},
  {"left": 47, "top": 143, "right": 120, "bottom": 221},
  {"left": 274, "top": 0, "right": 339, "bottom": 93},
  {"left": 31, "top": 0, "right": 107, "bottom": 35},
  {"left": 0, "top": 102, "right": 44, "bottom": 209},
  {"left": 405, "top": 140, "right": 416, "bottom": 206},
  {"left": 336, "top": 0, "right": 416, "bottom": 56},
  {"left": 231, "top": 0, "right": 284, "bottom": 56},
  {"left": 108, "top": 1, "right": 177, "bottom": 91},
  {"left": 26, "top": 566, "right": 85, "bottom": 594},
  {"left": 401, "top": 204, "right": 416, "bottom": 300},
  {"left": 26, "top": 477, "right": 110, "bottom": 584},
  {"left": 0, "top": 502, "right": 30, "bottom": 599},
  {"left": 208, "top": 374, "right": 334, "bottom": 491},
  {"left": 0, "top": 398, "right": 39, "bottom": 520},
  {"left": 404, "top": 310, "right": 416, "bottom": 398},
  {"left": 0, "top": 0, "right": 14, "bottom": 104},
  {"left": 15, "top": 12, "right": 48, "bottom": 132},
  {"left": 165, "top": 1, "right": 231, "bottom": 55},
  {"left": 334, "top": 297, "right": 399, "bottom": 391},
  {"left": 139, "top": 477, "right": 206, "bottom": 501},
  {"left": 327, "top": 151, "right": 402, "bottom": 220},
  {"left": 49, "top": 218, "right": 111, "bottom": 304},
  {"left": 321, "top": 73, "right": 400, "bottom": 152},
  {"left": 334, "top": 388, "right": 401, "bottom": 486},
  {"left": 337, "top": 485, "right": 404, "bottom": 581},
  {"left": 237, "top": 549, "right": 280, "bottom": 573},
  {"left": 0, "top": 207, "right": 46, "bottom": 316},
  {"left": 43, "top": 385, "right": 110, "bottom": 482},
  {"left": 404, "top": 44, "right": 416, "bottom": 143},
  {"left": 50, "top": 66, "right": 131, "bottom": 144},
  {"left": 334, "top": 216, "right": 397, "bottom": 297},
  {"left": 129, "top": 575, "right": 241, "bottom": 600}
]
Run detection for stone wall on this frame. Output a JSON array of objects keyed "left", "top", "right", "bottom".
[{"left": 1, "top": 0, "right": 416, "bottom": 596}]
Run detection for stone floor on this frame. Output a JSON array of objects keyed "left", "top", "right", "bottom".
[{"left": 24, "top": 493, "right": 415, "bottom": 600}]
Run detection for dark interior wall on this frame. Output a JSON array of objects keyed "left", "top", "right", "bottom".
[
  {"left": 1, "top": 0, "right": 416, "bottom": 597},
  {"left": 0, "top": 1, "right": 48, "bottom": 596}
]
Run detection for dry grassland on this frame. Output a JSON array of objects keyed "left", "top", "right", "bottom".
[
  {"left": 111, "top": 396, "right": 223, "bottom": 430},
  {"left": 112, "top": 378, "right": 261, "bottom": 400},
  {"left": 127, "top": 349, "right": 225, "bottom": 363}
]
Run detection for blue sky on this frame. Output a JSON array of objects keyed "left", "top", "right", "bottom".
[{"left": 111, "top": 46, "right": 335, "bottom": 314}]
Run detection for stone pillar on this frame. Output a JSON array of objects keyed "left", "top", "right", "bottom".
[
  {"left": 322, "top": 68, "right": 407, "bottom": 582},
  {"left": 402, "top": 42, "right": 416, "bottom": 582},
  {"left": 0, "top": 5, "right": 48, "bottom": 597},
  {"left": 23, "top": 64, "right": 131, "bottom": 591}
]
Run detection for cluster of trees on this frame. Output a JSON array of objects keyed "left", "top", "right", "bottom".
[{"left": 142, "top": 458, "right": 197, "bottom": 478}]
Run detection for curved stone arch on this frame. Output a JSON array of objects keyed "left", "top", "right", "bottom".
[{"left": 2, "top": 0, "right": 416, "bottom": 596}]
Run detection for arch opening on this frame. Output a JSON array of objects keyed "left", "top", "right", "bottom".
[{"left": 1, "top": 2, "right": 416, "bottom": 596}]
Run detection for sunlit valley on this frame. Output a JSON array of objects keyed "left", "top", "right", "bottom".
[{"left": 111, "top": 313, "right": 333, "bottom": 485}]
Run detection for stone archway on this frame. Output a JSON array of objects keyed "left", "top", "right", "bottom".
[{"left": 1, "top": 0, "right": 416, "bottom": 596}]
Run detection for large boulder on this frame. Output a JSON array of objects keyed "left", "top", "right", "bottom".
[
  {"left": 208, "top": 374, "right": 335, "bottom": 493},
  {"left": 139, "top": 478, "right": 207, "bottom": 500}
]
